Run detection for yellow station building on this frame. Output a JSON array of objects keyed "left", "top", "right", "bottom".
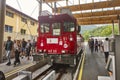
[{"left": 4, "top": 5, "right": 38, "bottom": 41}]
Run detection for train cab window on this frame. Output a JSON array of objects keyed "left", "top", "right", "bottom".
[
  {"left": 40, "top": 23, "right": 50, "bottom": 33},
  {"left": 64, "top": 22, "right": 75, "bottom": 32},
  {"left": 52, "top": 23, "right": 61, "bottom": 36}
]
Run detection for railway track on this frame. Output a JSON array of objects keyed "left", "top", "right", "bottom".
[
  {"left": 34, "top": 64, "right": 74, "bottom": 80},
  {"left": 10, "top": 50, "right": 84, "bottom": 80},
  {"left": 34, "top": 52, "right": 85, "bottom": 80},
  {"left": 34, "top": 65, "right": 53, "bottom": 80}
]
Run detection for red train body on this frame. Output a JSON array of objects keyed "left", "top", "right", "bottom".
[{"left": 36, "top": 14, "right": 82, "bottom": 65}]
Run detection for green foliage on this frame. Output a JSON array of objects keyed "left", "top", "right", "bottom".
[
  {"left": 83, "top": 25, "right": 119, "bottom": 40},
  {"left": 83, "top": 31, "right": 90, "bottom": 40}
]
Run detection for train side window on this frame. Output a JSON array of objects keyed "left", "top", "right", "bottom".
[
  {"left": 64, "top": 22, "right": 75, "bottom": 32},
  {"left": 52, "top": 23, "right": 61, "bottom": 36},
  {"left": 40, "top": 23, "right": 50, "bottom": 33}
]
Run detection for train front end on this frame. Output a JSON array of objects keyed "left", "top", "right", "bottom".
[{"left": 36, "top": 14, "right": 78, "bottom": 65}]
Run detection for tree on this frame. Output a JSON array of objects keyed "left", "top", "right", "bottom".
[{"left": 82, "top": 25, "right": 118, "bottom": 40}]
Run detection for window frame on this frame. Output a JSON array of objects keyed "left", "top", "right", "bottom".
[
  {"left": 63, "top": 22, "right": 75, "bottom": 32},
  {"left": 30, "top": 21, "right": 35, "bottom": 26},
  {"left": 40, "top": 23, "right": 50, "bottom": 34},
  {"left": 21, "top": 17, "right": 27, "bottom": 24},
  {"left": 5, "top": 25, "right": 13, "bottom": 33},
  {"left": 52, "top": 22, "right": 61, "bottom": 36},
  {"left": 6, "top": 11, "right": 14, "bottom": 18},
  {"left": 21, "top": 29, "right": 26, "bottom": 35}
]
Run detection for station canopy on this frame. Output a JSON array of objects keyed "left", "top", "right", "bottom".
[{"left": 42, "top": 0, "right": 120, "bottom": 25}]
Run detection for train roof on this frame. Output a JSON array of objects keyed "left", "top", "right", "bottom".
[{"left": 38, "top": 14, "right": 76, "bottom": 23}]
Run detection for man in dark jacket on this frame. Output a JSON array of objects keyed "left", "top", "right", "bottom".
[
  {"left": 5, "top": 36, "right": 13, "bottom": 66},
  {"left": 90, "top": 38, "right": 94, "bottom": 53},
  {"left": 21, "top": 38, "right": 27, "bottom": 58}
]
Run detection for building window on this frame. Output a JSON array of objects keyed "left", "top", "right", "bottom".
[
  {"left": 30, "top": 21, "right": 35, "bottom": 26},
  {"left": 5, "top": 25, "right": 13, "bottom": 33},
  {"left": 6, "top": 11, "right": 14, "bottom": 18},
  {"left": 21, "top": 29, "right": 26, "bottom": 35},
  {"left": 21, "top": 17, "right": 27, "bottom": 24}
]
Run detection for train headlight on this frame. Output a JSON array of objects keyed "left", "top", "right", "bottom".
[
  {"left": 39, "top": 50, "right": 42, "bottom": 52},
  {"left": 70, "top": 35, "right": 73, "bottom": 41},
  {"left": 64, "top": 44, "right": 68, "bottom": 48},
  {"left": 59, "top": 41, "right": 63, "bottom": 45},
  {"left": 44, "top": 49, "right": 46, "bottom": 52},
  {"left": 40, "top": 43, "right": 44, "bottom": 46},
  {"left": 70, "top": 37, "right": 73, "bottom": 41},
  {"left": 61, "top": 50, "right": 65, "bottom": 53}
]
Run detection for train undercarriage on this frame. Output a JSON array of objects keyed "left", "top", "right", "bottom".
[{"left": 33, "top": 47, "right": 83, "bottom": 67}]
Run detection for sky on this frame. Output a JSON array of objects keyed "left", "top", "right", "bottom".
[
  {"left": 6, "top": 0, "right": 51, "bottom": 20},
  {"left": 6, "top": 0, "right": 91, "bottom": 20},
  {"left": 6, "top": 0, "right": 113, "bottom": 21}
]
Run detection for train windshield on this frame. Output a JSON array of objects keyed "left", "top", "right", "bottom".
[
  {"left": 52, "top": 23, "right": 61, "bottom": 36},
  {"left": 64, "top": 22, "right": 75, "bottom": 32},
  {"left": 40, "top": 23, "right": 50, "bottom": 33}
]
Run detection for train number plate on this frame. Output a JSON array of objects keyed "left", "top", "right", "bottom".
[{"left": 47, "top": 38, "right": 58, "bottom": 44}]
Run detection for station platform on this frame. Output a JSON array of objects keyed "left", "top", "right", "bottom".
[
  {"left": 0, "top": 56, "right": 35, "bottom": 80},
  {"left": 0, "top": 56, "right": 33, "bottom": 73},
  {"left": 81, "top": 44, "right": 109, "bottom": 80}
]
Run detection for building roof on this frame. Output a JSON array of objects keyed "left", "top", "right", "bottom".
[
  {"left": 6, "top": 5, "right": 38, "bottom": 22},
  {"left": 43, "top": 0, "right": 120, "bottom": 25}
]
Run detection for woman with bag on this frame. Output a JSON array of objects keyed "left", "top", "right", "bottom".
[{"left": 14, "top": 40, "right": 21, "bottom": 66}]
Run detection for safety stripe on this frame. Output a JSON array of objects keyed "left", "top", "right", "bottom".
[
  {"left": 78, "top": 52, "right": 85, "bottom": 80},
  {"left": 5, "top": 63, "right": 34, "bottom": 77}
]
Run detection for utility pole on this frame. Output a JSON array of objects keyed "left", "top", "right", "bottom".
[
  {"left": 0, "top": 0, "right": 6, "bottom": 62},
  {"left": 38, "top": 0, "right": 42, "bottom": 16},
  {"left": 112, "top": 20, "right": 115, "bottom": 37},
  {"left": 118, "top": 15, "right": 120, "bottom": 35}
]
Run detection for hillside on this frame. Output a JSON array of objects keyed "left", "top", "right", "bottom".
[{"left": 81, "top": 25, "right": 97, "bottom": 34}]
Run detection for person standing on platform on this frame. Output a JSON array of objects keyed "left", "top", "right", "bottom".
[
  {"left": 95, "top": 39, "right": 98, "bottom": 52},
  {"left": 31, "top": 39, "right": 36, "bottom": 53},
  {"left": 90, "top": 38, "right": 94, "bottom": 53},
  {"left": 88, "top": 38, "right": 91, "bottom": 49},
  {"left": 21, "top": 38, "right": 27, "bottom": 59},
  {"left": 13, "top": 40, "right": 21, "bottom": 66},
  {"left": 102, "top": 38, "right": 109, "bottom": 63},
  {"left": 26, "top": 40, "right": 31, "bottom": 60},
  {"left": 5, "top": 36, "right": 13, "bottom": 66},
  {"left": 98, "top": 40, "right": 101, "bottom": 51}
]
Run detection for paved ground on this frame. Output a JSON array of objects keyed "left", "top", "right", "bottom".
[
  {"left": 0, "top": 56, "right": 33, "bottom": 73},
  {"left": 82, "top": 44, "right": 109, "bottom": 80}
]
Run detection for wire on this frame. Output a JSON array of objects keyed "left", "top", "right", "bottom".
[
  {"left": 15, "top": 0, "right": 38, "bottom": 39},
  {"left": 16, "top": 0, "right": 22, "bottom": 11},
  {"left": 30, "top": 5, "right": 38, "bottom": 16},
  {"left": 56, "top": 2, "right": 62, "bottom": 7}
]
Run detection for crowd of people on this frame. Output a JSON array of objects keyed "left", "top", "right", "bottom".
[
  {"left": 4, "top": 36, "right": 36, "bottom": 67},
  {"left": 88, "top": 38, "right": 103, "bottom": 53},
  {"left": 88, "top": 37, "right": 110, "bottom": 63}
]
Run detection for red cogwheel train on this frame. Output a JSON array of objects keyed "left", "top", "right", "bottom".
[{"left": 36, "top": 13, "right": 83, "bottom": 66}]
